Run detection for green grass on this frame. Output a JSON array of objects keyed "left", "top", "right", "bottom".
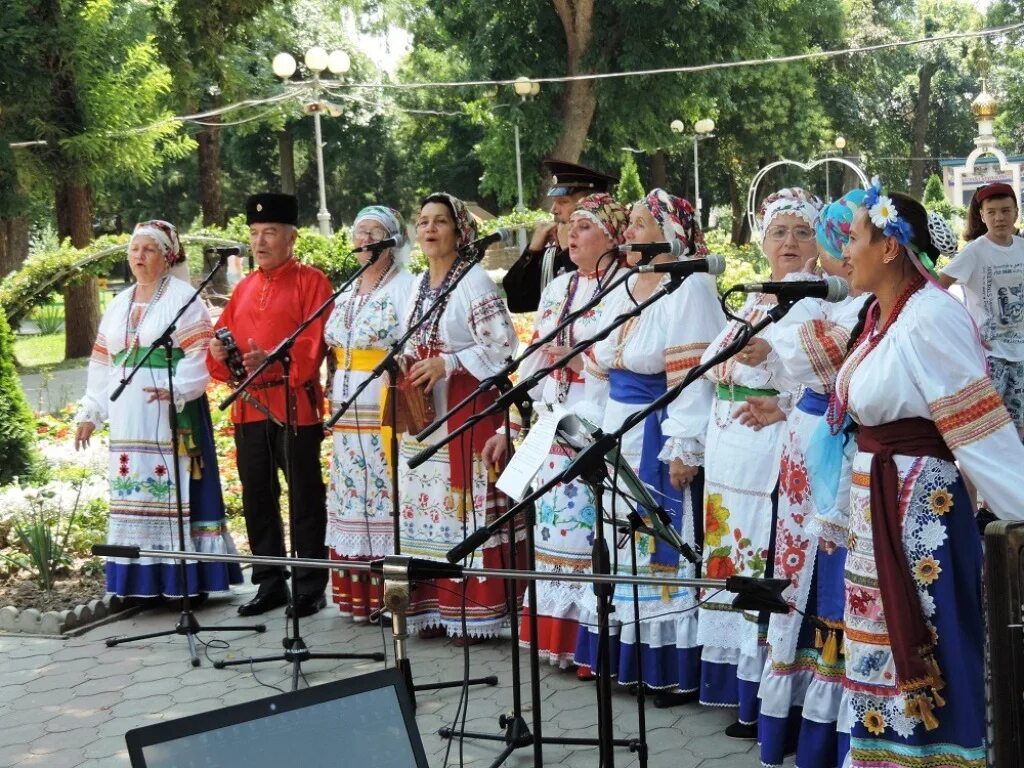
[{"left": 13, "top": 333, "right": 84, "bottom": 374}]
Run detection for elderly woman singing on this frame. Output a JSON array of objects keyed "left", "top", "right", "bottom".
[
  {"left": 324, "top": 206, "right": 416, "bottom": 622},
  {"left": 75, "top": 221, "right": 241, "bottom": 601},
  {"left": 398, "top": 192, "right": 521, "bottom": 643}
]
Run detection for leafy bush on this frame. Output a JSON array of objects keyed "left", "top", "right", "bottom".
[
  {"left": 0, "top": 311, "right": 38, "bottom": 484},
  {"left": 0, "top": 479, "right": 89, "bottom": 590},
  {"left": 31, "top": 303, "right": 65, "bottom": 335}
]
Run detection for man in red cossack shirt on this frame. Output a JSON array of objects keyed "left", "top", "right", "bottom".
[{"left": 208, "top": 193, "right": 334, "bottom": 618}]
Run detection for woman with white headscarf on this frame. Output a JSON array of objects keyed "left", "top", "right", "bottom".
[
  {"left": 573, "top": 190, "right": 725, "bottom": 704},
  {"left": 696, "top": 188, "right": 823, "bottom": 737},
  {"left": 324, "top": 206, "right": 416, "bottom": 622},
  {"left": 74, "top": 220, "right": 242, "bottom": 600}
]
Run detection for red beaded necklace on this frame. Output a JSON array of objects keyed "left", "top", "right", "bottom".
[{"left": 827, "top": 273, "right": 925, "bottom": 433}]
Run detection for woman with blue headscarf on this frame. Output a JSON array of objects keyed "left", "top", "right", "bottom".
[
  {"left": 739, "top": 189, "right": 871, "bottom": 767},
  {"left": 324, "top": 206, "right": 416, "bottom": 622}
]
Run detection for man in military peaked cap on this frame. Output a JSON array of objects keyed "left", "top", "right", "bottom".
[{"left": 502, "top": 159, "right": 618, "bottom": 313}]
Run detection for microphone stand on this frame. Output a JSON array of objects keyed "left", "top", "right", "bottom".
[
  {"left": 105, "top": 254, "right": 264, "bottom": 667},
  {"left": 324, "top": 240, "right": 502, "bottom": 697},
  {"left": 214, "top": 251, "right": 387, "bottom": 689},
  {"left": 437, "top": 271, "right": 694, "bottom": 766},
  {"left": 407, "top": 264, "right": 691, "bottom": 473},
  {"left": 414, "top": 250, "right": 640, "bottom": 444}
]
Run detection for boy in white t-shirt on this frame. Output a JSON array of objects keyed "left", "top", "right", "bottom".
[{"left": 940, "top": 182, "right": 1024, "bottom": 437}]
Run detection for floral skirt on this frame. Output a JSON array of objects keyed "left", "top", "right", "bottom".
[{"left": 844, "top": 454, "right": 985, "bottom": 768}]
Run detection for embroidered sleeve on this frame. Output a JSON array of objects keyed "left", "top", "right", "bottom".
[
  {"left": 928, "top": 377, "right": 1010, "bottom": 451},
  {"left": 77, "top": 330, "right": 111, "bottom": 426},
  {"left": 792, "top": 318, "right": 851, "bottom": 391}
]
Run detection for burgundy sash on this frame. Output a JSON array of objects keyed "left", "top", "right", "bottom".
[{"left": 857, "top": 417, "right": 953, "bottom": 729}]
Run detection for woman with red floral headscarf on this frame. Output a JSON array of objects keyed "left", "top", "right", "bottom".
[
  {"left": 572, "top": 189, "right": 726, "bottom": 705},
  {"left": 397, "top": 193, "right": 522, "bottom": 642},
  {"left": 75, "top": 221, "right": 242, "bottom": 600}
]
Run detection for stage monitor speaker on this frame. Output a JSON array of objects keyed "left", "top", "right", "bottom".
[
  {"left": 984, "top": 519, "right": 1024, "bottom": 767},
  {"left": 125, "top": 668, "right": 429, "bottom": 768}
]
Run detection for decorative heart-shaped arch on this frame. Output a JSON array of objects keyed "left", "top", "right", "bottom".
[{"left": 747, "top": 157, "right": 870, "bottom": 239}]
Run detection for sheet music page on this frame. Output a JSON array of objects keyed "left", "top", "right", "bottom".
[{"left": 496, "top": 403, "right": 567, "bottom": 500}]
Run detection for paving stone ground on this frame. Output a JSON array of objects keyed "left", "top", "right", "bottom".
[{"left": 0, "top": 582, "right": 783, "bottom": 767}]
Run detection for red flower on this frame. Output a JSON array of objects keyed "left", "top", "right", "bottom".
[
  {"left": 780, "top": 545, "right": 806, "bottom": 576},
  {"left": 119, "top": 465, "right": 130, "bottom": 477},
  {"left": 782, "top": 459, "right": 809, "bottom": 504},
  {"left": 120, "top": 453, "right": 129, "bottom": 464},
  {"left": 706, "top": 554, "right": 736, "bottom": 579},
  {"left": 154, "top": 465, "right": 167, "bottom": 477}
]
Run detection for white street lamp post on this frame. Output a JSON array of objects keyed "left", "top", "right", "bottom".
[
  {"left": 673, "top": 118, "right": 715, "bottom": 224},
  {"left": 824, "top": 135, "right": 846, "bottom": 203},
  {"left": 512, "top": 77, "right": 540, "bottom": 215},
  {"left": 273, "top": 47, "right": 351, "bottom": 237}
]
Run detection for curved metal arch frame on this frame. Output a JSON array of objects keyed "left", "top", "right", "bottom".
[{"left": 746, "top": 157, "right": 870, "bottom": 240}]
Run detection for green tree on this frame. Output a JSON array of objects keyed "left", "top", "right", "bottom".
[
  {"left": 0, "top": 0, "right": 192, "bottom": 358},
  {"left": 616, "top": 153, "right": 644, "bottom": 204},
  {"left": 0, "top": 310, "right": 37, "bottom": 485},
  {"left": 924, "top": 173, "right": 946, "bottom": 203}
]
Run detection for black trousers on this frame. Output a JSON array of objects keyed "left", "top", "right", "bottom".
[{"left": 234, "top": 421, "right": 328, "bottom": 598}]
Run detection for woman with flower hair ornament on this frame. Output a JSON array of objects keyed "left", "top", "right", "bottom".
[
  {"left": 482, "top": 192, "right": 626, "bottom": 669},
  {"left": 735, "top": 189, "right": 872, "bottom": 767},
  {"left": 571, "top": 189, "right": 726, "bottom": 704},
  {"left": 832, "top": 181, "right": 1024, "bottom": 768},
  {"left": 695, "top": 187, "right": 823, "bottom": 738},
  {"left": 75, "top": 221, "right": 242, "bottom": 600},
  {"left": 397, "top": 192, "right": 522, "bottom": 642},
  {"left": 324, "top": 206, "right": 416, "bottom": 622}
]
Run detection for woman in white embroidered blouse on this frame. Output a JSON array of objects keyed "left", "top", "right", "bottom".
[{"left": 834, "top": 185, "right": 1024, "bottom": 768}]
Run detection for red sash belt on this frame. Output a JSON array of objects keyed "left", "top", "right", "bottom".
[{"left": 857, "top": 417, "right": 953, "bottom": 729}]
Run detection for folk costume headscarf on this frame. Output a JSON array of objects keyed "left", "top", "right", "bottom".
[
  {"left": 132, "top": 220, "right": 185, "bottom": 267},
  {"left": 571, "top": 192, "right": 630, "bottom": 245},
  {"left": 816, "top": 189, "right": 867, "bottom": 261},
  {"left": 758, "top": 187, "right": 824, "bottom": 239},
  {"left": 641, "top": 188, "right": 708, "bottom": 259}
]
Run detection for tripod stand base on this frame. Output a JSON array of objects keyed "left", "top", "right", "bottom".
[
  {"left": 105, "top": 611, "right": 265, "bottom": 667},
  {"left": 439, "top": 717, "right": 640, "bottom": 768},
  {"left": 213, "top": 635, "right": 386, "bottom": 689}
]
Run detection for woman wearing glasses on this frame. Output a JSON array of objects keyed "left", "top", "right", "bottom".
[
  {"left": 323, "top": 207, "right": 415, "bottom": 623},
  {"left": 696, "top": 188, "right": 823, "bottom": 738}
]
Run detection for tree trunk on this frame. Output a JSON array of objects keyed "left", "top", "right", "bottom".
[
  {"left": 278, "top": 128, "right": 296, "bottom": 194},
  {"left": 909, "top": 61, "right": 936, "bottom": 198},
  {"left": 56, "top": 181, "right": 100, "bottom": 359},
  {"left": 728, "top": 173, "right": 752, "bottom": 246},
  {"left": 0, "top": 216, "right": 29, "bottom": 277},
  {"left": 197, "top": 107, "right": 224, "bottom": 227},
  {"left": 649, "top": 150, "right": 667, "bottom": 190},
  {"left": 550, "top": 0, "right": 597, "bottom": 164}
]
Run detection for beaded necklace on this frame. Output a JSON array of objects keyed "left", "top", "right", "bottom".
[
  {"left": 827, "top": 273, "right": 925, "bottom": 433},
  {"left": 122, "top": 274, "right": 170, "bottom": 378},
  {"left": 552, "top": 268, "right": 608, "bottom": 403},
  {"left": 338, "top": 261, "right": 396, "bottom": 398},
  {"left": 408, "top": 259, "right": 466, "bottom": 355}
]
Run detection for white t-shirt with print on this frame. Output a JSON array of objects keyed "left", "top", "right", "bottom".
[{"left": 942, "top": 235, "right": 1024, "bottom": 361}]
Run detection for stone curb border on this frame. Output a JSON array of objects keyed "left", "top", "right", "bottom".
[{"left": 0, "top": 594, "right": 130, "bottom": 636}]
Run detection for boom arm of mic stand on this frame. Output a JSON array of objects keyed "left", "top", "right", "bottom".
[
  {"left": 408, "top": 271, "right": 690, "bottom": 472},
  {"left": 322, "top": 247, "right": 487, "bottom": 430},
  {"left": 458, "top": 299, "right": 796, "bottom": 567},
  {"left": 111, "top": 253, "right": 230, "bottom": 402},
  {"left": 606, "top": 298, "right": 796, "bottom": 443},
  {"left": 217, "top": 257, "right": 374, "bottom": 413},
  {"left": 414, "top": 256, "right": 641, "bottom": 443}
]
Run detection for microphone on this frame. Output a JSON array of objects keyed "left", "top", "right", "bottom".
[
  {"left": 617, "top": 241, "right": 684, "bottom": 258},
  {"left": 635, "top": 253, "right": 727, "bottom": 277},
  {"left": 461, "top": 228, "right": 516, "bottom": 252},
  {"left": 738, "top": 275, "right": 849, "bottom": 303},
  {"left": 353, "top": 236, "right": 399, "bottom": 253}
]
